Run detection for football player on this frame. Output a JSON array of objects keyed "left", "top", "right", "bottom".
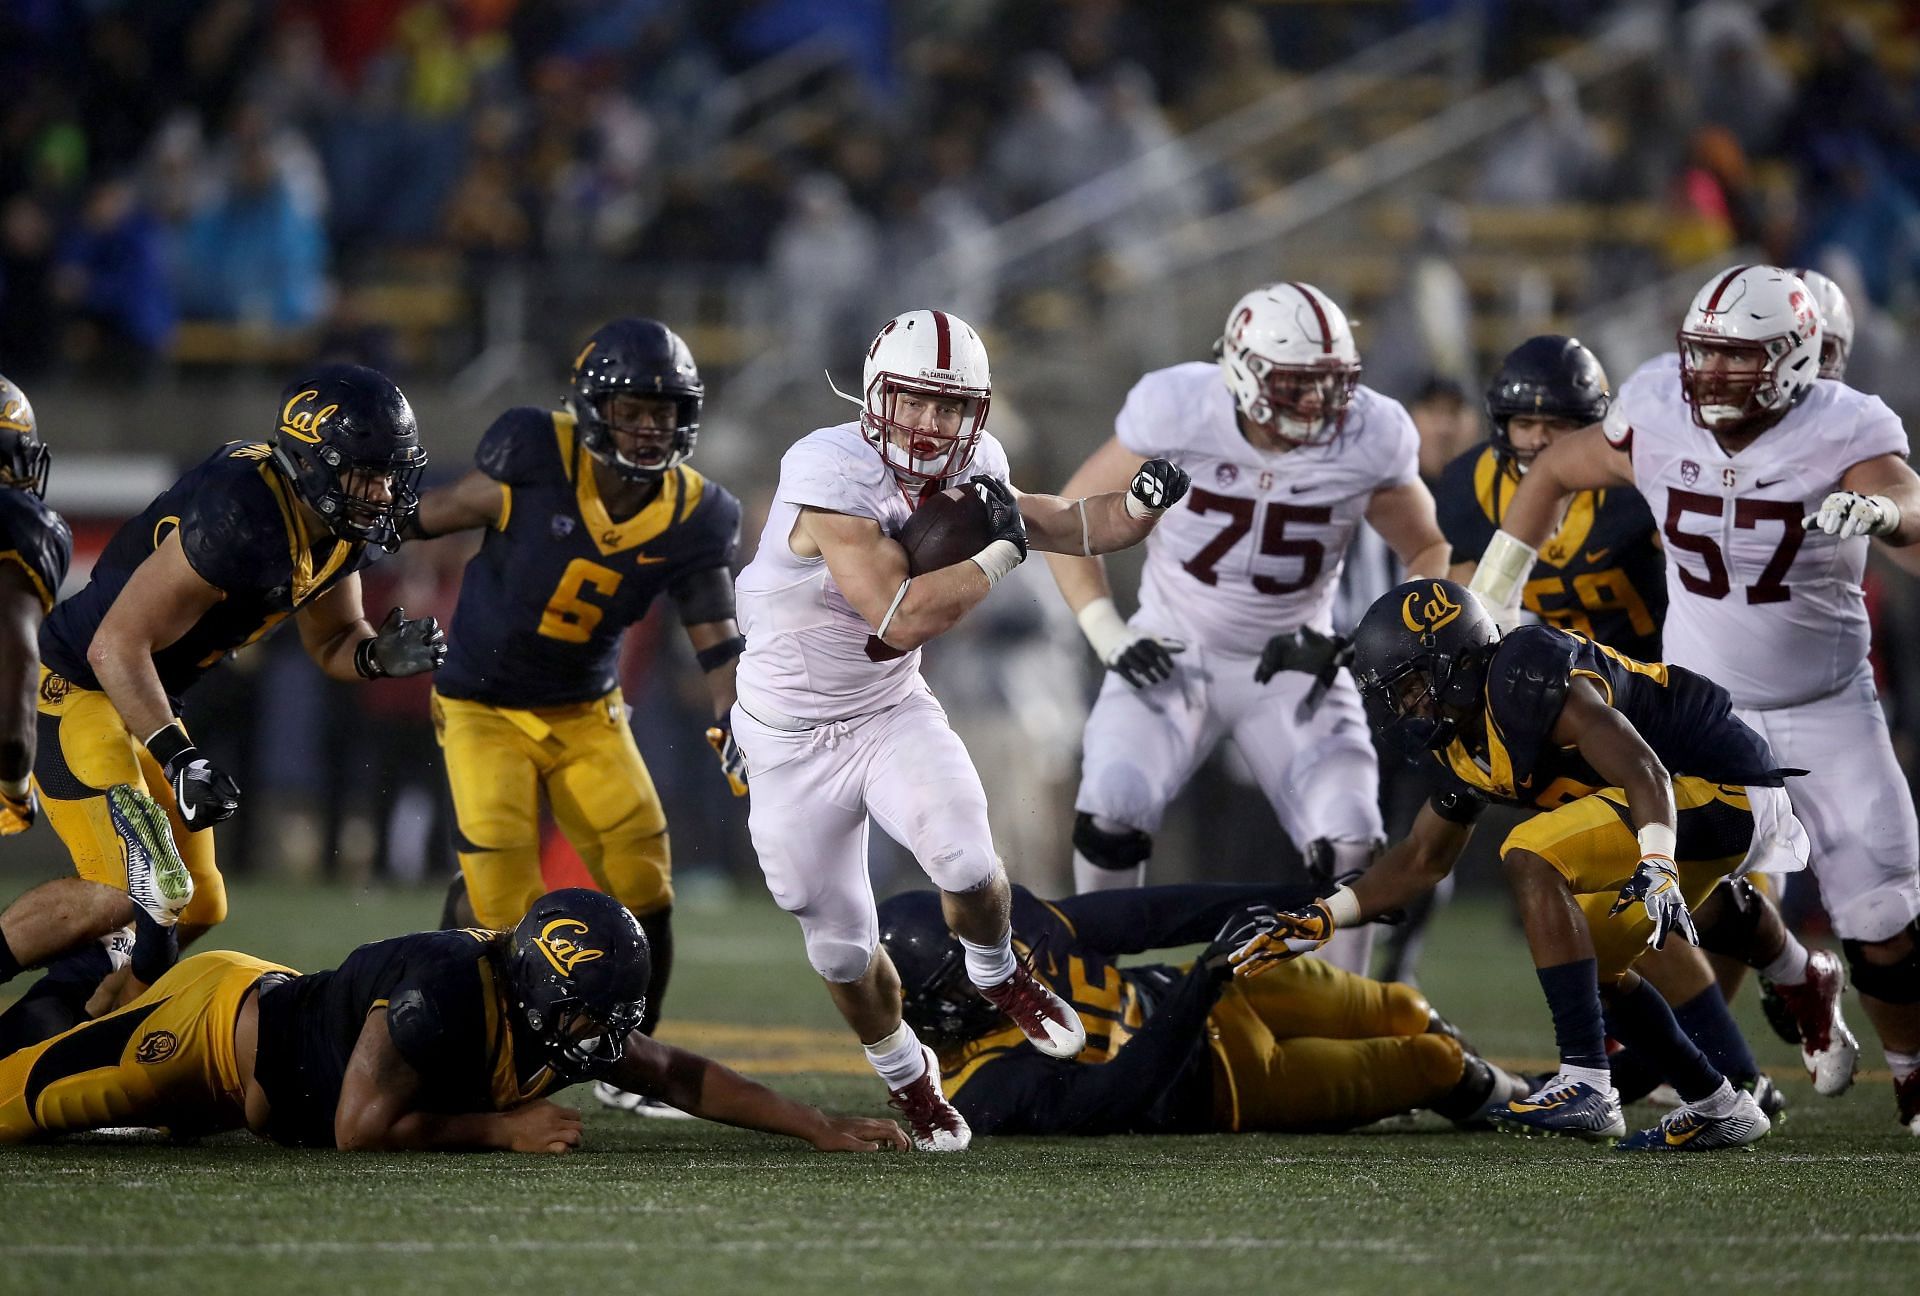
[
  {"left": 1043, "top": 283, "right": 1449, "bottom": 978},
  {"left": 407, "top": 319, "right": 742, "bottom": 1118},
  {"left": 1472, "top": 265, "right": 1920, "bottom": 1131},
  {"left": 1233, "top": 580, "right": 1806, "bottom": 1150},
  {"left": 731, "top": 308, "right": 1189, "bottom": 1150},
  {"left": 0, "top": 868, "right": 905, "bottom": 1154},
  {"left": 878, "top": 884, "right": 1527, "bottom": 1137},
  {"left": 19, "top": 365, "right": 444, "bottom": 978}
]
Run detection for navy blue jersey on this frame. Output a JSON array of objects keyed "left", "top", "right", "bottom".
[
  {"left": 435, "top": 408, "right": 741, "bottom": 707},
  {"left": 39, "top": 443, "right": 371, "bottom": 700},
  {"left": 252, "top": 929, "right": 576, "bottom": 1148},
  {"left": 941, "top": 882, "right": 1314, "bottom": 1136},
  {"left": 0, "top": 487, "right": 72, "bottom": 612},
  {"left": 1437, "top": 445, "right": 1666, "bottom": 660},
  {"left": 1431, "top": 624, "right": 1784, "bottom": 812}
]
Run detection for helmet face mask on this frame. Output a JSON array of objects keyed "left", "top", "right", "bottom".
[
  {"left": 1219, "top": 282, "right": 1361, "bottom": 447},
  {"left": 1676, "top": 265, "right": 1821, "bottom": 436},
  {"left": 849, "top": 310, "right": 992, "bottom": 499},
  {"left": 567, "top": 318, "right": 704, "bottom": 482},
  {"left": 1677, "top": 334, "right": 1795, "bottom": 433},
  {"left": 0, "top": 375, "right": 49, "bottom": 499}
]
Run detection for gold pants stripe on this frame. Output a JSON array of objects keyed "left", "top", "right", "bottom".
[
  {"left": 31, "top": 669, "right": 227, "bottom": 927},
  {"left": 433, "top": 688, "right": 671, "bottom": 928},
  {"left": 0, "top": 950, "right": 289, "bottom": 1142}
]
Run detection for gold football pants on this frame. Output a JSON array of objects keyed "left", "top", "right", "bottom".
[
  {"left": 1502, "top": 776, "right": 1755, "bottom": 982},
  {"left": 1209, "top": 956, "right": 1464, "bottom": 1132},
  {"left": 31, "top": 669, "right": 227, "bottom": 927},
  {"left": 0, "top": 950, "right": 288, "bottom": 1142},
  {"left": 433, "top": 688, "right": 671, "bottom": 928}
]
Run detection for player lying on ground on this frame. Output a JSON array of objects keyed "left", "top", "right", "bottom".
[
  {"left": 731, "top": 308, "right": 1189, "bottom": 1151},
  {"left": 0, "top": 868, "right": 904, "bottom": 1154},
  {"left": 1471, "top": 265, "right": 1920, "bottom": 1131},
  {"left": 878, "top": 884, "right": 1526, "bottom": 1136},
  {"left": 1234, "top": 580, "right": 1808, "bottom": 1150}
]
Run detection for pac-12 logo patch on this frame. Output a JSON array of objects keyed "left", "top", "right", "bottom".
[
  {"left": 1215, "top": 463, "right": 1238, "bottom": 487},
  {"left": 1680, "top": 460, "right": 1700, "bottom": 486},
  {"left": 136, "top": 1031, "right": 179, "bottom": 1064}
]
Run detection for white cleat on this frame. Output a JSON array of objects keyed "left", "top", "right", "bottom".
[
  {"left": 108, "top": 785, "right": 192, "bottom": 927},
  {"left": 978, "top": 960, "right": 1087, "bottom": 1059},
  {"left": 1771, "top": 949, "right": 1859, "bottom": 1096},
  {"left": 1616, "top": 1087, "right": 1770, "bottom": 1152},
  {"left": 887, "top": 1045, "right": 970, "bottom": 1152},
  {"left": 592, "top": 1081, "right": 696, "bottom": 1119}
]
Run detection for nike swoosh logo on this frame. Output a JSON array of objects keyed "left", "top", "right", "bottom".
[
  {"left": 1583, "top": 548, "right": 1610, "bottom": 564},
  {"left": 635, "top": 554, "right": 668, "bottom": 565},
  {"left": 1506, "top": 1099, "right": 1564, "bottom": 1113},
  {"left": 1664, "top": 1123, "right": 1706, "bottom": 1146},
  {"left": 1289, "top": 484, "right": 1315, "bottom": 494},
  {"left": 1756, "top": 478, "right": 1785, "bottom": 489}
]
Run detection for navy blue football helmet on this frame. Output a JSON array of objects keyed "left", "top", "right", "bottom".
[
  {"left": 566, "top": 318, "right": 703, "bottom": 481},
  {"left": 1351, "top": 579, "right": 1499, "bottom": 756},
  {"left": 272, "top": 364, "right": 426, "bottom": 552},
  {"left": 505, "top": 888, "right": 652, "bottom": 1073}
]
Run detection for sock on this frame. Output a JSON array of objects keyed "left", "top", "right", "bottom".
[
  {"left": 1760, "top": 933, "right": 1811, "bottom": 985},
  {"left": 1690, "top": 1078, "right": 1739, "bottom": 1118},
  {"left": 1073, "top": 853, "right": 1142, "bottom": 894},
  {"left": 1670, "top": 985, "right": 1760, "bottom": 1087},
  {"left": 1558, "top": 1063, "right": 1613, "bottom": 1092},
  {"left": 960, "top": 931, "right": 1016, "bottom": 987},
  {"left": 863, "top": 1021, "right": 928, "bottom": 1090},
  {"left": 128, "top": 906, "right": 179, "bottom": 988},
  {"left": 0, "top": 929, "right": 21, "bottom": 986},
  {"left": 1604, "top": 1042, "right": 1663, "bottom": 1104},
  {"left": 1537, "top": 959, "right": 1610, "bottom": 1077},
  {"left": 1605, "top": 975, "right": 1723, "bottom": 1103},
  {"left": 1886, "top": 1049, "right": 1920, "bottom": 1083}
]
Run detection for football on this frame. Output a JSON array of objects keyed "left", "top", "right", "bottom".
[{"left": 896, "top": 485, "right": 991, "bottom": 575}]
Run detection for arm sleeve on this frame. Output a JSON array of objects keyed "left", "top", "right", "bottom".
[
  {"left": 1113, "top": 374, "right": 1169, "bottom": 460},
  {"left": 958, "top": 966, "right": 1223, "bottom": 1136},
  {"left": 1047, "top": 882, "right": 1321, "bottom": 955},
  {"left": 1434, "top": 451, "right": 1497, "bottom": 561},
  {"left": 473, "top": 408, "right": 555, "bottom": 486},
  {"left": 179, "top": 476, "right": 278, "bottom": 595}
]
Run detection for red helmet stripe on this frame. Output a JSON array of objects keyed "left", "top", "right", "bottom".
[
  {"left": 1288, "top": 283, "right": 1333, "bottom": 354},
  {"left": 931, "top": 310, "right": 952, "bottom": 370},
  {"left": 1704, "top": 265, "right": 1750, "bottom": 312}
]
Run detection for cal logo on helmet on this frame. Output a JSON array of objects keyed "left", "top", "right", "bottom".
[
  {"left": 1401, "top": 582, "right": 1463, "bottom": 636},
  {"left": 278, "top": 388, "right": 339, "bottom": 445},
  {"left": 535, "top": 917, "right": 605, "bottom": 978}
]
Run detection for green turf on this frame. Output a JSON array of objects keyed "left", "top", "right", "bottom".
[{"left": 2, "top": 882, "right": 1915, "bottom": 1296}]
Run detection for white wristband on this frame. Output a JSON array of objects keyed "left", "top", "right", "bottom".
[
  {"left": 1469, "top": 530, "right": 1539, "bottom": 610},
  {"left": 1869, "top": 494, "right": 1903, "bottom": 537},
  {"left": 1323, "top": 885, "right": 1363, "bottom": 928},
  {"left": 1075, "top": 597, "right": 1132, "bottom": 661},
  {"left": 1636, "top": 823, "right": 1676, "bottom": 861},
  {"left": 968, "top": 538, "right": 1024, "bottom": 587}
]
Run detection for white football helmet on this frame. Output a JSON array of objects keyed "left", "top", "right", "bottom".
[
  {"left": 1788, "top": 267, "right": 1854, "bottom": 379},
  {"left": 1218, "top": 282, "right": 1361, "bottom": 446},
  {"left": 835, "top": 309, "right": 991, "bottom": 496},
  {"left": 1677, "top": 265, "right": 1821, "bottom": 434}
]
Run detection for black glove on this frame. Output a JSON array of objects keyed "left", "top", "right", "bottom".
[
  {"left": 1127, "top": 458, "right": 1191, "bottom": 516},
  {"left": 146, "top": 723, "right": 241, "bottom": 831},
  {"left": 1109, "top": 636, "right": 1183, "bottom": 688},
  {"left": 1255, "top": 626, "right": 1351, "bottom": 685},
  {"left": 969, "top": 475, "right": 1028, "bottom": 557},
  {"left": 356, "top": 606, "right": 449, "bottom": 679},
  {"left": 1200, "top": 904, "right": 1283, "bottom": 981}
]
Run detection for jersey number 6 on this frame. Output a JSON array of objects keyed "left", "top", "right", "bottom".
[
  {"left": 1180, "top": 488, "right": 1331, "bottom": 594},
  {"left": 1662, "top": 491, "right": 1803, "bottom": 604},
  {"left": 540, "top": 558, "right": 624, "bottom": 642}
]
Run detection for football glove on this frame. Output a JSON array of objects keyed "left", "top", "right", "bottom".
[
  {"left": 1609, "top": 856, "right": 1699, "bottom": 951},
  {"left": 1076, "top": 597, "right": 1185, "bottom": 688},
  {"left": 1227, "top": 901, "right": 1335, "bottom": 977},
  {"left": 706, "top": 719, "right": 749, "bottom": 797},
  {"left": 1255, "top": 626, "right": 1354, "bottom": 720},
  {"left": 1804, "top": 491, "right": 1901, "bottom": 540},
  {"left": 356, "top": 606, "right": 449, "bottom": 679},
  {"left": 1125, "top": 458, "right": 1192, "bottom": 519},
  {"left": 0, "top": 781, "right": 35, "bottom": 835},
  {"left": 1199, "top": 904, "right": 1281, "bottom": 981},
  {"left": 144, "top": 722, "right": 240, "bottom": 831},
  {"left": 968, "top": 475, "right": 1029, "bottom": 558}
]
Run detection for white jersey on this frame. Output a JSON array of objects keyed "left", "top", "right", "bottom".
[
  {"left": 1117, "top": 362, "right": 1419, "bottom": 656},
  {"left": 1606, "top": 352, "right": 1910, "bottom": 708},
  {"left": 735, "top": 421, "right": 1012, "bottom": 723}
]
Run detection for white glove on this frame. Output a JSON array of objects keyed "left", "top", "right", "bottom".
[
  {"left": 1803, "top": 491, "right": 1901, "bottom": 540},
  {"left": 1609, "top": 856, "right": 1699, "bottom": 951},
  {"left": 1077, "top": 598, "right": 1185, "bottom": 688}
]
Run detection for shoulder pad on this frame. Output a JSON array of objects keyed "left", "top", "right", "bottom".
[
  {"left": 779, "top": 426, "right": 891, "bottom": 515},
  {"left": 180, "top": 466, "right": 284, "bottom": 594},
  {"left": 0, "top": 490, "right": 71, "bottom": 608},
  {"left": 385, "top": 946, "right": 488, "bottom": 1075},
  {"left": 475, "top": 407, "right": 561, "bottom": 486},
  {"left": 1486, "top": 626, "right": 1580, "bottom": 778}
]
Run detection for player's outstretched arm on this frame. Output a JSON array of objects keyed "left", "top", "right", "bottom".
[
  {"left": 407, "top": 469, "right": 505, "bottom": 539},
  {"left": 1364, "top": 479, "right": 1450, "bottom": 579},
  {"left": 612, "top": 1034, "right": 908, "bottom": 1152},
  {"left": 1018, "top": 453, "right": 1189, "bottom": 557},
  {"left": 296, "top": 574, "right": 447, "bottom": 683},
  {"left": 0, "top": 567, "right": 44, "bottom": 830},
  {"left": 802, "top": 506, "right": 999, "bottom": 652},
  {"left": 335, "top": 1007, "right": 583, "bottom": 1153},
  {"left": 1469, "top": 425, "right": 1631, "bottom": 618}
]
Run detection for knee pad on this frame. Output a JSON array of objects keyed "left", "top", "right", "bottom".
[
  {"left": 807, "top": 934, "right": 877, "bottom": 985},
  {"left": 1306, "top": 837, "right": 1379, "bottom": 886},
  {"left": 1843, "top": 919, "right": 1920, "bottom": 1004},
  {"left": 1694, "top": 876, "right": 1768, "bottom": 960},
  {"left": 1072, "top": 813, "right": 1152, "bottom": 873}
]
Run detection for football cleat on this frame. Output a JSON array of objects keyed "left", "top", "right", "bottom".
[
  {"left": 1748, "top": 1073, "right": 1787, "bottom": 1121},
  {"left": 886, "top": 1044, "right": 970, "bottom": 1152},
  {"left": 1757, "top": 977, "right": 1802, "bottom": 1046},
  {"left": 108, "top": 785, "right": 192, "bottom": 926},
  {"left": 591, "top": 1081, "right": 695, "bottom": 1120},
  {"left": 1765, "top": 949, "right": 1858, "bottom": 1096},
  {"left": 978, "top": 958, "right": 1087, "bottom": 1059},
  {"left": 1616, "top": 1087, "right": 1770, "bottom": 1152},
  {"left": 1492, "top": 1074, "right": 1626, "bottom": 1141},
  {"left": 1895, "top": 1069, "right": 1920, "bottom": 1136}
]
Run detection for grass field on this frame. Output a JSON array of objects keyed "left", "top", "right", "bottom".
[{"left": 2, "top": 880, "right": 1916, "bottom": 1296}]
